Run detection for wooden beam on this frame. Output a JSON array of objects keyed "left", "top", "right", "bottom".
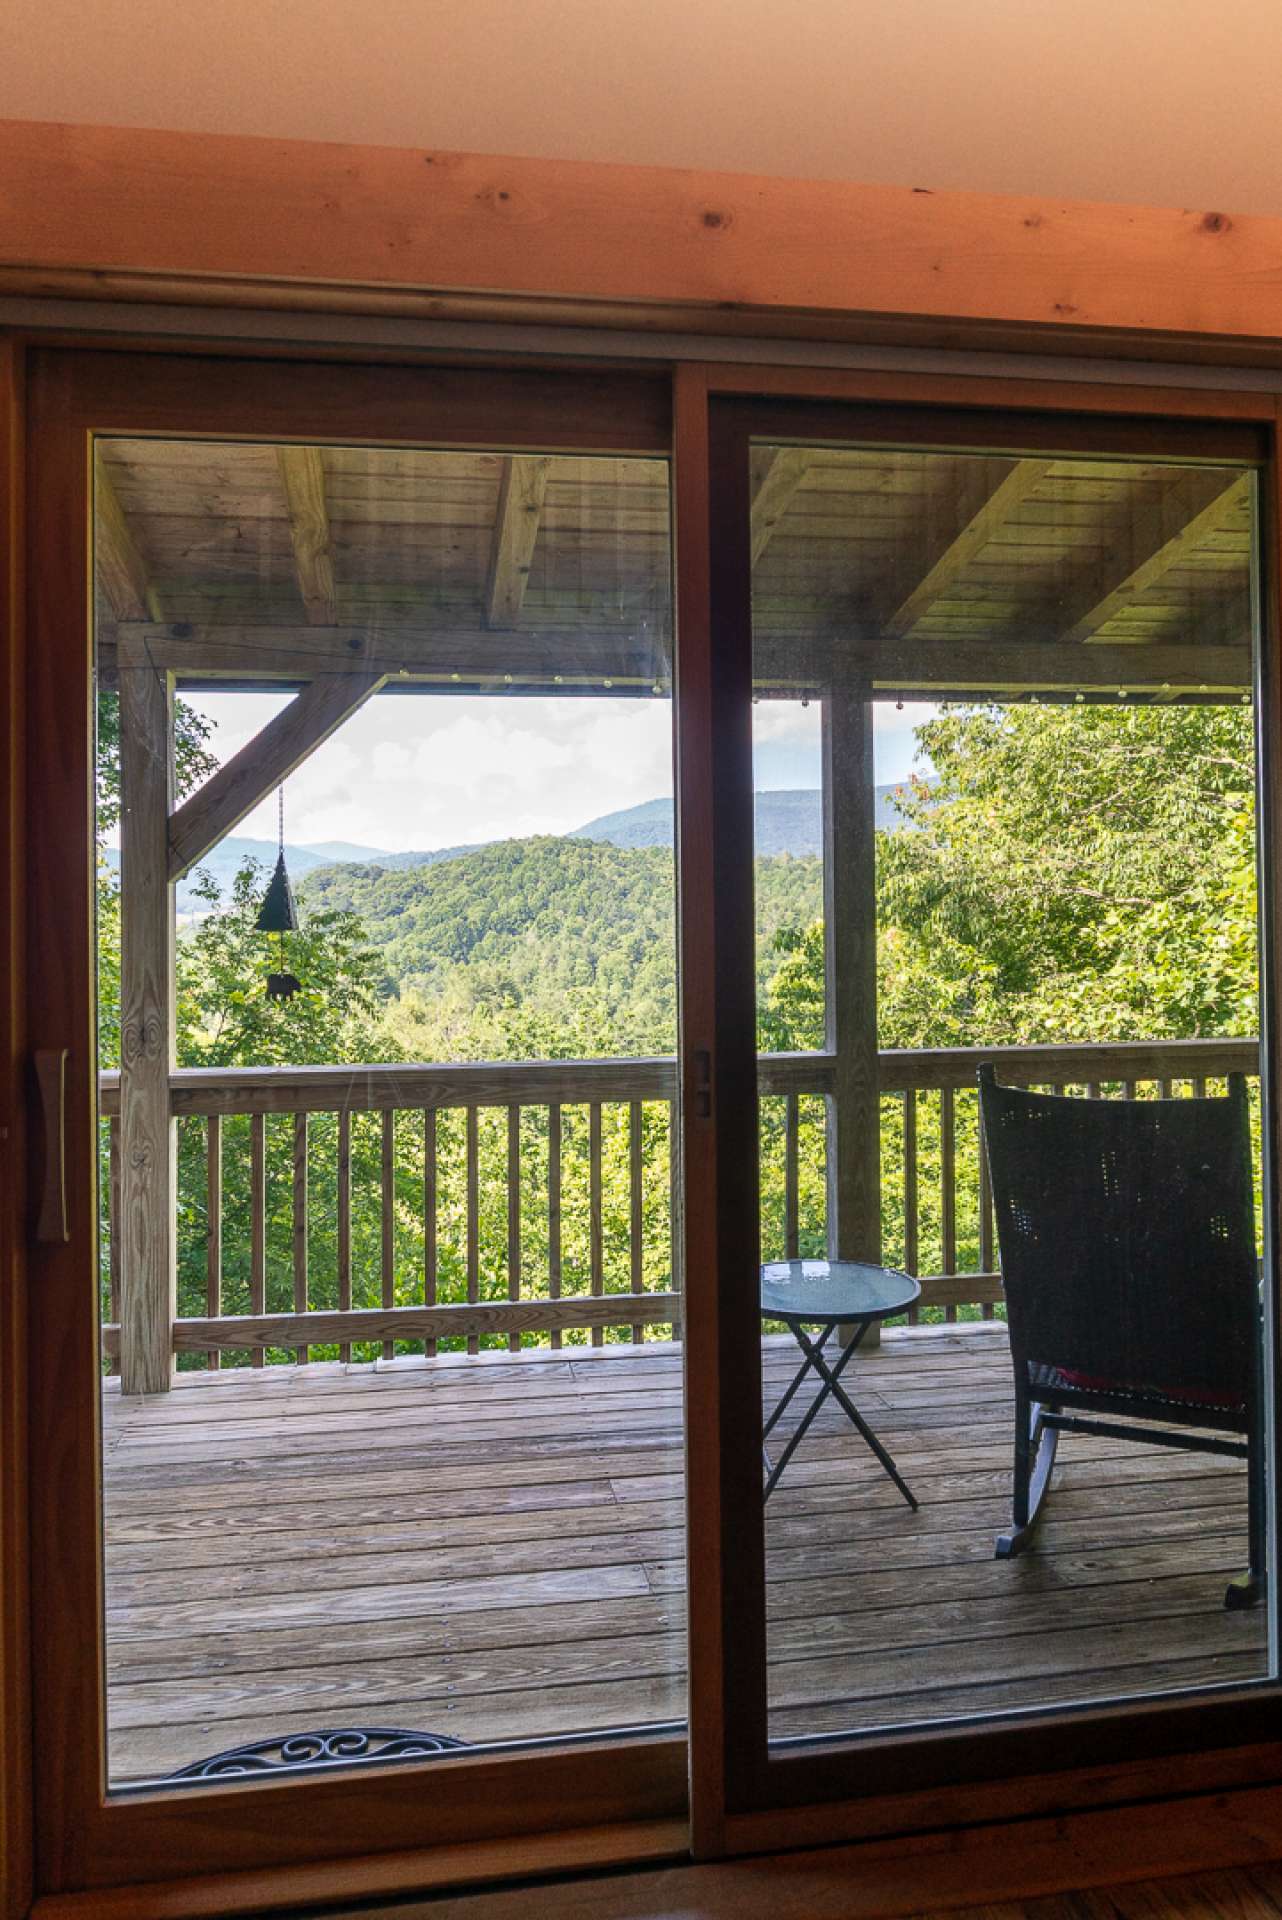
[
  {"left": 100, "top": 622, "right": 1251, "bottom": 694},
  {"left": 1060, "top": 471, "right": 1253, "bottom": 645},
  {"left": 99, "top": 621, "right": 668, "bottom": 687},
  {"left": 167, "top": 670, "right": 386, "bottom": 880},
  {"left": 275, "top": 446, "right": 336, "bottom": 625},
  {"left": 94, "top": 459, "right": 161, "bottom": 623},
  {"left": 117, "top": 653, "right": 175, "bottom": 1394},
  {"left": 485, "top": 456, "right": 550, "bottom": 627},
  {"left": 751, "top": 449, "right": 811, "bottom": 565},
  {"left": 881, "top": 459, "right": 1054, "bottom": 639},
  {"left": 770, "top": 635, "right": 1251, "bottom": 694},
  {"left": 8, "top": 120, "right": 1282, "bottom": 354}
]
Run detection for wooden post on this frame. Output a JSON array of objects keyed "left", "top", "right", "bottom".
[
  {"left": 823, "top": 683, "right": 881, "bottom": 1347},
  {"left": 117, "top": 650, "right": 176, "bottom": 1394}
]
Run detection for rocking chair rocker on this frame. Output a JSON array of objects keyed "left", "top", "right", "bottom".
[{"left": 977, "top": 1065, "right": 1264, "bottom": 1611}]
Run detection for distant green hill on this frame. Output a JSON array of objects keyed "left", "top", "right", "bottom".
[
  {"left": 302, "top": 835, "right": 823, "bottom": 1051},
  {"left": 107, "top": 836, "right": 393, "bottom": 916},
  {"left": 574, "top": 785, "right": 923, "bottom": 853}
]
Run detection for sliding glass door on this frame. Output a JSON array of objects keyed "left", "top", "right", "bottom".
[
  {"left": 22, "top": 348, "right": 1282, "bottom": 1903},
  {"left": 24, "top": 351, "right": 690, "bottom": 1893},
  {"left": 703, "top": 394, "right": 1281, "bottom": 1814}
]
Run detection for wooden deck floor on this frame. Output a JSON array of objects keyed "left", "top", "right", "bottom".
[{"left": 100, "top": 1326, "right": 1267, "bottom": 1786}]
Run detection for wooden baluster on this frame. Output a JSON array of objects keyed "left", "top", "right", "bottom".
[
  {"left": 508, "top": 1104, "right": 522, "bottom": 1353},
  {"left": 108, "top": 1117, "right": 122, "bottom": 1374},
  {"left": 978, "top": 1105, "right": 994, "bottom": 1321},
  {"left": 589, "top": 1102, "right": 604, "bottom": 1346},
  {"left": 549, "top": 1103, "right": 562, "bottom": 1352},
  {"left": 292, "top": 1112, "right": 308, "bottom": 1365},
  {"left": 903, "top": 1090, "right": 918, "bottom": 1325},
  {"left": 204, "top": 1114, "right": 220, "bottom": 1371},
  {"left": 466, "top": 1105, "right": 479, "bottom": 1356},
  {"left": 381, "top": 1110, "right": 395, "bottom": 1361},
  {"left": 1194, "top": 1077, "right": 1208, "bottom": 1098},
  {"left": 629, "top": 1098, "right": 644, "bottom": 1344},
  {"left": 941, "top": 1086, "right": 957, "bottom": 1323},
  {"left": 1124, "top": 1080, "right": 1137, "bottom": 1102},
  {"left": 1159, "top": 1078, "right": 1173, "bottom": 1101},
  {"left": 337, "top": 1110, "right": 352, "bottom": 1365},
  {"left": 784, "top": 1093, "right": 800, "bottom": 1260},
  {"left": 250, "top": 1112, "right": 266, "bottom": 1368},
  {"left": 424, "top": 1109, "right": 437, "bottom": 1359}
]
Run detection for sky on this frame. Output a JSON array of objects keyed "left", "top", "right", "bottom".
[{"left": 181, "top": 691, "right": 936, "bottom": 854}]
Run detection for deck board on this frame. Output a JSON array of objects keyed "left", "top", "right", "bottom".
[{"left": 100, "top": 1326, "right": 1266, "bottom": 1785}]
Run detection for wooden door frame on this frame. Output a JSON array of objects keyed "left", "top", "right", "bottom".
[
  {"left": 20, "top": 345, "right": 688, "bottom": 1900},
  {"left": 13, "top": 333, "right": 1282, "bottom": 1916},
  {"left": 685, "top": 364, "right": 1282, "bottom": 1845},
  {"left": 1, "top": 338, "right": 33, "bottom": 1920}
]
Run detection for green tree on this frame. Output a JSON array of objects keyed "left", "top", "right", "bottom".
[
  {"left": 177, "top": 863, "right": 384, "bottom": 1068},
  {"left": 760, "top": 702, "right": 1260, "bottom": 1304}
]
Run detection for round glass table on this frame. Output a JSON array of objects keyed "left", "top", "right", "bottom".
[{"left": 760, "top": 1258, "right": 921, "bottom": 1506}]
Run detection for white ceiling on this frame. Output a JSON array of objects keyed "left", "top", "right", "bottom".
[{"left": 4, "top": 0, "right": 1282, "bottom": 219}]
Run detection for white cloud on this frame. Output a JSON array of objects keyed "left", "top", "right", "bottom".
[
  {"left": 188, "top": 690, "right": 675, "bottom": 853},
  {"left": 175, "top": 687, "right": 934, "bottom": 858}
]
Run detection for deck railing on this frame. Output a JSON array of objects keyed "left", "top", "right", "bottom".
[{"left": 98, "top": 1036, "right": 1259, "bottom": 1368}]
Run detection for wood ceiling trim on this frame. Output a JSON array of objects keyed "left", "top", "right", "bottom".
[{"left": 5, "top": 120, "right": 1282, "bottom": 353}]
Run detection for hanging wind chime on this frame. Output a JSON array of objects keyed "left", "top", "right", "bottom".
[{"left": 256, "top": 786, "right": 303, "bottom": 1003}]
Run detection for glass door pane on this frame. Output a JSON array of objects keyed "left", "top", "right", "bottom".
[
  {"left": 743, "top": 433, "right": 1272, "bottom": 1749},
  {"left": 93, "top": 436, "right": 684, "bottom": 1789}
]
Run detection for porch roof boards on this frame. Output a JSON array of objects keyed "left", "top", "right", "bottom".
[{"left": 92, "top": 439, "right": 1256, "bottom": 702}]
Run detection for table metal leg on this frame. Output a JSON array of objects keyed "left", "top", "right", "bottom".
[
  {"left": 803, "top": 1328, "right": 918, "bottom": 1511},
  {"left": 763, "top": 1323, "right": 833, "bottom": 1444},
  {"left": 762, "top": 1319, "right": 918, "bottom": 1509},
  {"left": 763, "top": 1325, "right": 841, "bottom": 1499}
]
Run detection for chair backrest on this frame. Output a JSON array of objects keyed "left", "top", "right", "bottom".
[{"left": 978, "top": 1067, "right": 1258, "bottom": 1406}]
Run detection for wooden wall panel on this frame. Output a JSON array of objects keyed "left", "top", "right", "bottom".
[{"left": 6, "top": 119, "right": 1282, "bottom": 358}]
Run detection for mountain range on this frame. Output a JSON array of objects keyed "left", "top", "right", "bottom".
[
  {"left": 573, "top": 783, "right": 921, "bottom": 854},
  {"left": 112, "top": 785, "right": 924, "bottom": 912}
]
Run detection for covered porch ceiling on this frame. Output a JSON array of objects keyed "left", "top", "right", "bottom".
[{"left": 92, "top": 439, "right": 1255, "bottom": 703}]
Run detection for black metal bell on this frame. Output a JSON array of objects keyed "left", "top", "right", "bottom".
[
  {"left": 265, "top": 971, "right": 303, "bottom": 1003},
  {"left": 255, "top": 852, "right": 299, "bottom": 934}
]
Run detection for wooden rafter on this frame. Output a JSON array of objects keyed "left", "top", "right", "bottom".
[
  {"left": 167, "top": 670, "right": 386, "bottom": 880},
  {"left": 485, "top": 456, "right": 550, "bottom": 628},
  {"left": 1059, "top": 471, "right": 1252, "bottom": 646},
  {"left": 95, "top": 459, "right": 162, "bottom": 622},
  {"left": 881, "top": 459, "right": 1054, "bottom": 640},
  {"left": 750, "top": 448, "right": 811, "bottom": 565},
  {"left": 276, "top": 446, "right": 337, "bottom": 625}
]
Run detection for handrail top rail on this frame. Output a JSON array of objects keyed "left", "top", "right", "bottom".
[{"left": 95, "top": 1036, "right": 1261, "bottom": 1117}]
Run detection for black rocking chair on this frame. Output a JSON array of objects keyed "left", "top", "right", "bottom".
[{"left": 977, "top": 1065, "right": 1264, "bottom": 1610}]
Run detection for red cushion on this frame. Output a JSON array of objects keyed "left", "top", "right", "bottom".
[{"left": 1054, "top": 1365, "right": 1242, "bottom": 1411}]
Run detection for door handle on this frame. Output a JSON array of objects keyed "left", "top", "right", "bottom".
[
  {"left": 34, "top": 1048, "right": 69, "bottom": 1244},
  {"left": 692, "top": 1048, "right": 712, "bottom": 1120}
]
